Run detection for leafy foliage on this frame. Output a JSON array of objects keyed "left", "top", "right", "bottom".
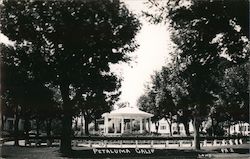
[
  {"left": 1, "top": 0, "right": 140, "bottom": 152},
  {"left": 137, "top": 63, "right": 192, "bottom": 135},
  {"left": 143, "top": 0, "right": 249, "bottom": 149},
  {"left": 144, "top": 0, "right": 249, "bottom": 123},
  {"left": 137, "top": 72, "right": 162, "bottom": 123},
  {"left": 218, "top": 63, "right": 249, "bottom": 123}
]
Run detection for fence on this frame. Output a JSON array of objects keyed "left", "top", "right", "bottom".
[
  {"left": 2, "top": 135, "right": 249, "bottom": 148},
  {"left": 71, "top": 136, "right": 249, "bottom": 148}
]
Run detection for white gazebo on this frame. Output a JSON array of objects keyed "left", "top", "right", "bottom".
[{"left": 102, "top": 107, "right": 153, "bottom": 135}]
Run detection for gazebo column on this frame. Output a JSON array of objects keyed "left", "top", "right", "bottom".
[
  {"left": 143, "top": 118, "right": 147, "bottom": 131},
  {"left": 104, "top": 116, "right": 108, "bottom": 135},
  {"left": 140, "top": 118, "right": 143, "bottom": 133},
  {"left": 121, "top": 118, "right": 124, "bottom": 134}
]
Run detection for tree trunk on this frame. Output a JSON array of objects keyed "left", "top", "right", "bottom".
[
  {"left": 193, "top": 117, "right": 200, "bottom": 150},
  {"left": 80, "top": 115, "right": 84, "bottom": 136},
  {"left": 46, "top": 119, "right": 52, "bottom": 146},
  {"left": 46, "top": 119, "right": 52, "bottom": 137},
  {"left": 36, "top": 119, "right": 40, "bottom": 138},
  {"left": 166, "top": 119, "right": 172, "bottom": 136},
  {"left": 183, "top": 121, "right": 190, "bottom": 136},
  {"left": 13, "top": 110, "right": 19, "bottom": 146},
  {"left": 169, "top": 123, "right": 172, "bottom": 136},
  {"left": 228, "top": 120, "right": 231, "bottom": 137},
  {"left": 239, "top": 121, "right": 242, "bottom": 135},
  {"left": 2, "top": 115, "right": 6, "bottom": 131},
  {"left": 60, "top": 113, "right": 72, "bottom": 153},
  {"left": 74, "top": 118, "right": 78, "bottom": 131},
  {"left": 84, "top": 114, "right": 89, "bottom": 135},
  {"left": 24, "top": 116, "right": 30, "bottom": 146},
  {"left": 0, "top": 105, "right": 2, "bottom": 134},
  {"left": 60, "top": 84, "right": 73, "bottom": 154},
  {"left": 155, "top": 121, "right": 159, "bottom": 133},
  {"left": 94, "top": 118, "right": 98, "bottom": 131},
  {"left": 234, "top": 124, "right": 236, "bottom": 134},
  {"left": 211, "top": 117, "right": 214, "bottom": 137},
  {"left": 24, "top": 117, "right": 30, "bottom": 135},
  {"left": 35, "top": 119, "right": 40, "bottom": 147},
  {"left": 177, "top": 122, "right": 180, "bottom": 135}
]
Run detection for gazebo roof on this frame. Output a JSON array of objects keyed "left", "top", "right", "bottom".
[{"left": 102, "top": 107, "right": 153, "bottom": 118}]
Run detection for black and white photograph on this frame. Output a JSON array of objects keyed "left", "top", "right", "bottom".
[{"left": 0, "top": 0, "right": 249, "bottom": 158}]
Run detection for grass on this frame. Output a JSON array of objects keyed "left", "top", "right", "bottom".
[{"left": 0, "top": 142, "right": 249, "bottom": 159}]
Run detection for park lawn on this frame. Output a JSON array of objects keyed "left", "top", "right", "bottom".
[{"left": 0, "top": 143, "right": 249, "bottom": 159}]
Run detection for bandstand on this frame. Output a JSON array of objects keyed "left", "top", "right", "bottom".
[{"left": 102, "top": 107, "right": 153, "bottom": 135}]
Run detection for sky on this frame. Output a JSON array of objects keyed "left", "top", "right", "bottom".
[
  {"left": 113, "top": 0, "right": 171, "bottom": 107},
  {"left": 0, "top": 33, "right": 14, "bottom": 46},
  {"left": 0, "top": 0, "right": 172, "bottom": 108}
]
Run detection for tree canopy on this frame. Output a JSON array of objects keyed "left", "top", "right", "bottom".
[
  {"left": 219, "top": 63, "right": 249, "bottom": 123},
  {"left": 144, "top": 0, "right": 249, "bottom": 149},
  {"left": 1, "top": 0, "right": 140, "bottom": 153}
]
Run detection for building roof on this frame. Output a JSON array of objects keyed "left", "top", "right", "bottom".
[{"left": 102, "top": 107, "right": 153, "bottom": 118}]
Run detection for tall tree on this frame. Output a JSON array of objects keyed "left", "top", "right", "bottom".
[
  {"left": 1, "top": 45, "right": 32, "bottom": 146},
  {"left": 137, "top": 71, "right": 177, "bottom": 134},
  {"left": 137, "top": 73, "right": 160, "bottom": 132},
  {"left": 137, "top": 91, "right": 161, "bottom": 132},
  {"left": 77, "top": 75, "right": 120, "bottom": 135},
  {"left": 144, "top": 0, "right": 249, "bottom": 149},
  {"left": 160, "top": 65, "right": 192, "bottom": 136},
  {"left": 155, "top": 68, "right": 177, "bottom": 136},
  {"left": 138, "top": 64, "right": 192, "bottom": 136},
  {"left": 1, "top": 45, "right": 61, "bottom": 145},
  {"left": 219, "top": 63, "right": 249, "bottom": 123},
  {"left": 0, "top": 0, "right": 140, "bottom": 153}
]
